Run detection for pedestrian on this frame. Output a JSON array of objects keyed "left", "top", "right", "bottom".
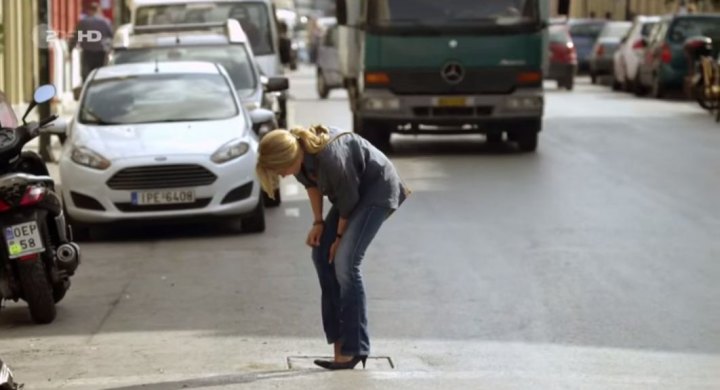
[
  {"left": 69, "top": 2, "right": 113, "bottom": 82},
  {"left": 255, "top": 125, "right": 410, "bottom": 370}
]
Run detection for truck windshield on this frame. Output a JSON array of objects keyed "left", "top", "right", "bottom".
[
  {"left": 368, "top": 0, "right": 539, "bottom": 27},
  {"left": 135, "top": 2, "right": 274, "bottom": 55}
]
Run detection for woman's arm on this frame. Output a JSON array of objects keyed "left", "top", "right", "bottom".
[{"left": 307, "top": 186, "right": 324, "bottom": 222}]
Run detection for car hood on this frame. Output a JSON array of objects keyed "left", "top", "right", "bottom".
[{"left": 71, "top": 117, "right": 251, "bottom": 161}]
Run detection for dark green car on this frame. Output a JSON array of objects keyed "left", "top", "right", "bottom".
[{"left": 636, "top": 14, "right": 720, "bottom": 98}]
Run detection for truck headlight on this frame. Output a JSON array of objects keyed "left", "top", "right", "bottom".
[
  {"left": 506, "top": 97, "right": 542, "bottom": 110},
  {"left": 211, "top": 139, "right": 250, "bottom": 164},
  {"left": 71, "top": 146, "right": 111, "bottom": 170},
  {"left": 364, "top": 98, "right": 400, "bottom": 110}
]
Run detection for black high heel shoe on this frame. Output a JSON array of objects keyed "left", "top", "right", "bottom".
[{"left": 313, "top": 355, "right": 368, "bottom": 370}]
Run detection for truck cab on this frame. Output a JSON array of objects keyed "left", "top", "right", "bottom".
[{"left": 336, "top": 0, "right": 550, "bottom": 152}]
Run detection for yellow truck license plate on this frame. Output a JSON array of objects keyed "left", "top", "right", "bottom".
[{"left": 436, "top": 97, "right": 468, "bottom": 107}]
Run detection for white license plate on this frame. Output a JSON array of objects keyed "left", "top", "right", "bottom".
[
  {"left": 5, "top": 221, "right": 45, "bottom": 259},
  {"left": 131, "top": 189, "right": 196, "bottom": 206}
]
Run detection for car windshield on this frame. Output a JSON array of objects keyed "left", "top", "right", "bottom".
[
  {"left": 368, "top": 0, "right": 539, "bottom": 27},
  {"left": 135, "top": 2, "right": 274, "bottom": 55},
  {"left": 669, "top": 17, "right": 720, "bottom": 44},
  {"left": 601, "top": 22, "right": 632, "bottom": 38},
  {"left": 549, "top": 26, "right": 570, "bottom": 43},
  {"left": 569, "top": 21, "right": 606, "bottom": 38},
  {"left": 111, "top": 45, "right": 257, "bottom": 97},
  {"left": 79, "top": 73, "right": 239, "bottom": 125}
]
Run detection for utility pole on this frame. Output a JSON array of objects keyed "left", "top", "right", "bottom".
[
  {"left": 626, "top": 0, "right": 632, "bottom": 20},
  {"left": 38, "top": 0, "right": 53, "bottom": 162}
]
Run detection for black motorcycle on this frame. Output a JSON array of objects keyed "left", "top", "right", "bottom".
[{"left": 0, "top": 85, "right": 80, "bottom": 324}]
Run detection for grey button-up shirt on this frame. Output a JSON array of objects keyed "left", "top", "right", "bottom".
[{"left": 295, "top": 128, "right": 408, "bottom": 219}]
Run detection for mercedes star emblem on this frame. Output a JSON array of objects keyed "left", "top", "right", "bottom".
[
  {"left": 449, "top": 39, "right": 458, "bottom": 48},
  {"left": 441, "top": 62, "right": 464, "bottom": 84}
]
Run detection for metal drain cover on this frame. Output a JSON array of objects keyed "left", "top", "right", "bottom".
[{"left": 287, "top": 356, "right": 395, "bottom": 370}]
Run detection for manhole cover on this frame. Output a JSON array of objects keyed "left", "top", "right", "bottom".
[{"left": 287, "top": 356, "right": 395, "bottom": 370}]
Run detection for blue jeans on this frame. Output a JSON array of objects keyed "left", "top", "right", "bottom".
[{"left": 311, "top": 205, "right": 390, "bottom": 356}]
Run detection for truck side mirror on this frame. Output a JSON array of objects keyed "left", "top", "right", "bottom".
[{"left": 336, "top": 0, "right": 347, "bottom": 25}]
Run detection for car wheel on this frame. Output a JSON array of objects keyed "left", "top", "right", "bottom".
[
  {"left": 262, "top": 188, "right": 281, "bottom": 208},
  {"left": 241, "top": 199, "right": 266, "bottom": 233},
  {"left": 652, "top": 73, "right": 665, "bottom": 98},
  {"left": 565, "top": 76, "right": 574, "bottom": 90},
  {"left": 316, "top": 69, "right": 330, "bottom": 99},
  {"left": 634, "top": 72, "right": 648, "bottom": 96},
  {"left": 590, "top": 72, "right": 597, "bottom": 84}
]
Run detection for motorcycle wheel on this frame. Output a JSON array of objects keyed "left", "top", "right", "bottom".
[
  {"left": 18, "top": 260, "right": 56, "bottom": 324},
  {"left": 53, "top": 278, "right": 70, "bottom": 303}
]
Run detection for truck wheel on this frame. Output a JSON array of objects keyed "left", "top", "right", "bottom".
[
  {"left": 516, "top": 133, "right": 538, "bottom": 152},
  {"left": 486, "top": 132, "right": 503, "bottom": 145},
  {"left": 356, "top": 118, "right": 392, "bottom": 153},
  {"left": 241, "top": 200, "right": 266, "bottom": 233},
  {"left": 19, "top": 260, "right": 57, "bottom": 324}
]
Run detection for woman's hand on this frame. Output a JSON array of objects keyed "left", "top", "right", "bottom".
[
  {"left": 329, "top": 238, "right": 340, "bottom": 263},
  {"left": 306, "top": 224, "right": 323, "bottom": 247}
]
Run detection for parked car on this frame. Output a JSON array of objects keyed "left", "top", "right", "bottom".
[
  {"left": 612, "top": 15, "right": 660, "bottom": 91},
  {"left": 589, "top": 21, "right": 633, "bottom": 84},
  {"left": 568, "top": 19, "right": 607, "bottom": 73},
  {"left": 316, "top": 22, "right": 342, "bottom": 98},
  {"left": 636, "top": 14, "right": 720, "bottom": 98},
  {"left": 59, "top": 61, "right": 275, "bottom": 236},
  {"left": 546, "top": 24, "right": 577, "bottom": 90},
  {"left": 110, "top": 20, "right": 289, "bottom": 142}
]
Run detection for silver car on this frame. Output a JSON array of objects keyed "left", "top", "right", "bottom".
[
  {"left": 589, "top": 21, "right": 633, "bottom": 84},
  {"left": 110, "top": 20, "right": 288, "bottom": 136}
]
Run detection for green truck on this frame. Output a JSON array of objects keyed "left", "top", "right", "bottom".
[{"left": 335, "top": 0, "right": 553, "bottom": 152}]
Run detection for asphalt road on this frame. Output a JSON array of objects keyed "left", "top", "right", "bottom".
[{"left": 1, "top": 67, "right": 719, "bottom": 389}]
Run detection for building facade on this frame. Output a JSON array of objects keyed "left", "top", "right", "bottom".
[{"left": 551, "top": 0, "right": 720, "bottom": 19}]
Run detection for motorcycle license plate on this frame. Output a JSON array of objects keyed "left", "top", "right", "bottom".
[{"left": 5, "top": 221, "right": 45, "bottom": 259}]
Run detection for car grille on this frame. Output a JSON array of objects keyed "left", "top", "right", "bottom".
[
  {"left": 107, "top": 165, "right": 217, "bottom": 190},
  {"left": 114, "top": 198, "right": 212, "bottom": 212}
]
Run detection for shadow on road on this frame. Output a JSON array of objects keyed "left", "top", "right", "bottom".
[{"left": 101, "top": 369, "right": 325, "bottom": 390}]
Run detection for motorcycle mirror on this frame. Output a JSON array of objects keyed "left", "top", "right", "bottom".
[
  {"left": 22, "top": 84, "right": 57, "bottom": 124},
  {"left": 34, "top": 84, "right": 56, "bottom": 104}
]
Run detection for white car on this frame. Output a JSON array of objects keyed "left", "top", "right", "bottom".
[
  {"left": 59, "top": 61, "right": 274, "bottom": 238},
  {"left": 612, "top": 15, "right": 661, "bottom": 91}
]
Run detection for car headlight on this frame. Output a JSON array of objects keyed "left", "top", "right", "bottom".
[
  {"left": 211, "top": 139, "right": 250, "bottom": 164},
  {"left": 71, "top": 146, "right": 111, "bottom": 170}
]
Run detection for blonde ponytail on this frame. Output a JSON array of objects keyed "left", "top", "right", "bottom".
[{"left": 289, "top": 124, "right": 330, "bottom": 154}]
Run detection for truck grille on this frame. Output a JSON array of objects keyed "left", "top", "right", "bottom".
[
  {"left": 107, "top": 164, "right": 217, "bottom": 190},
  {"left": 384, "top": 68, "right": 533, "bottom": 95}
]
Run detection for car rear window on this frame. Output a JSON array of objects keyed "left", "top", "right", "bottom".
[
  {"left": 549, "top": 26, "right": 570, "bottom": 43},
  {"left": 601, "top": 22, "right": 632, "bottom": 38},
  {"left": 669, "top": 17, "right": 720, "bottom": 44},
  {"left": 569, "top": 22, "right": 605, "bottom": 38},
  {"left": 641, "top": 22, "right": 657, "bottom": 37}
]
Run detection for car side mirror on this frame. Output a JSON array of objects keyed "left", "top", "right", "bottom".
[
  {"left": 264, "top": 77, "right": 289, "bottom": 92},
  {"left": 249, "top": 108, "right": 277, "bottom": 137},
  {"left": 42, "top": 116, "right": 68, "bottom": 135}
]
